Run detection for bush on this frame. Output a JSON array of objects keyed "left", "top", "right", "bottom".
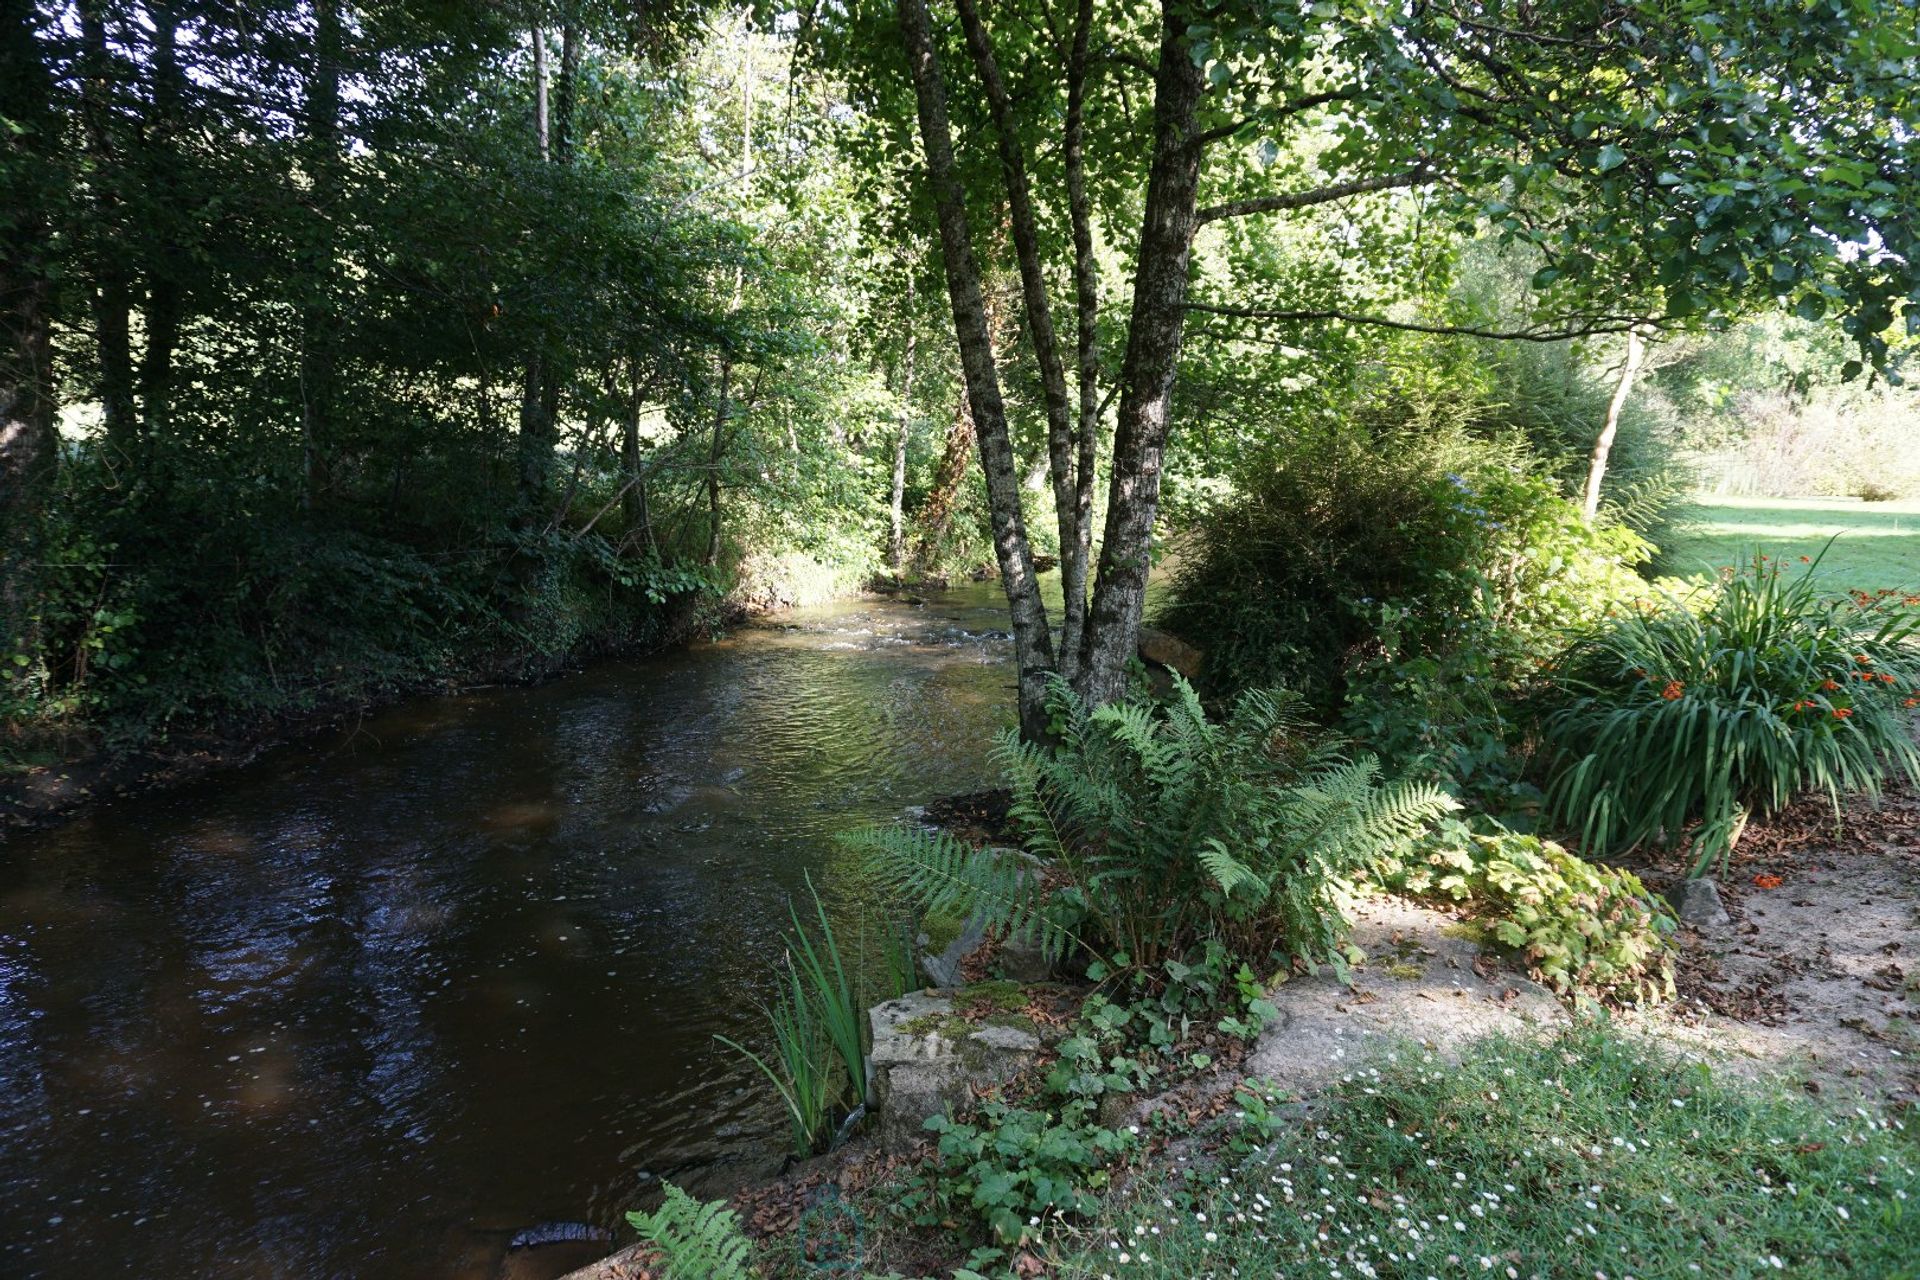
[
  {"left": 1373, "top": 824, "right": 1676, "bottom": 1005},
  {"left": 1160, "top": 423, "right": 1649, "bottom": 716},
  {"left": 849, "top": 676, "right": 1454, "bottom": 974},
  {"left": 1539, "top": 551, "right": 1920, "bottom": 875}
]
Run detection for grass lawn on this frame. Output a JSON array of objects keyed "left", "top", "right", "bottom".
[
  {"left": 1053, "top": 1027, "right": 1920, "bottom": 1280},
  {"left": 1661, "top": 495, "right": 1920, "bottom": 592}
]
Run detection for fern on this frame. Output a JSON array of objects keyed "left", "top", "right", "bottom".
[
  {"left": 625, "top": 1183, "right": 754, "bottom": 1280},
  {"left": 841, "top": 824, "right": 1077, "bottom": 963},
  {"left": 850, "top": 672, "right": 1453, "bottom": 974}
]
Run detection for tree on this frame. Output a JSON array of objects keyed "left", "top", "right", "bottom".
[
  {"left": 821, "top": 0, "right": 1920, "bottom": 731},
  {"left": 1, "top": 1, "right": 63, "bottom": 665}
]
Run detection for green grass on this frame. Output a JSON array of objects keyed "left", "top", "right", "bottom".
[
  {"left": 1663, "top": 495, "right": 1920, "bottom": 592},
  {"left": 1052, "top": 1026, "right": 1920, "bottom": 1279}
]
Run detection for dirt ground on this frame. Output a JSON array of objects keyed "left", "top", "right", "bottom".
[{"left": 1637, "top": 785, "right": 1920, "bottom": 1105}]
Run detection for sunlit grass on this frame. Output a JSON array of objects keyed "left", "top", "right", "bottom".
[
  {"left": 1663, "top": 496, "right": 1920, "bottom": 591},
  {"left": 1051, "top": 1026, "right": 1920, "bottom": 1280}
]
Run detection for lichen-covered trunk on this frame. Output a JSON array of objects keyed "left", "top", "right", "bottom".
[
  {"left": 896, "top": 0, "right": 1056, "bottom": 740},
  {"left": 954, "top": 0, "right": 1083, "bottom": 681},
  {"left": 1062, "top": 0, "right": 1100, "bottom": 679},
  {"left": 1077, "top": 1, "right": 1204, "bottom": 706}
]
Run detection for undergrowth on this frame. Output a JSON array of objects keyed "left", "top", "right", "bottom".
[{"left": 1055, "top": 1025, "right": 1920, "bottom": 1279}]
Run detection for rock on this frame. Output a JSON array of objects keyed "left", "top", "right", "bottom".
[
  {"left": 918, "top": 914, "right": 987, "bottom": 989},
  {"left": 1670, "top": 876, "right": 1731, "bottom": 928},
  {"left": 990, "top": 930, "right": 1054, "bottom": 983},
  {"left": 1136, "top": 625, "right": 1204, "bottom": 681},
  {"left": 868, "top": 989, "right": 1055, "bottom": 1154}
]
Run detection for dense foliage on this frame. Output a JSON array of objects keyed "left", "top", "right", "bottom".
[
  {"left": 1373, "top": 823, "right": 1677, "bottom": 1004},
  {"left": 852, "top": 676, "right": 1453, "bottom": 973},
  {"left": 1159, "top": 398, "right": 1650, "bottom": 795},
  {"left": 1541, "top": 553, "right": 1920, "bottom": 873}
]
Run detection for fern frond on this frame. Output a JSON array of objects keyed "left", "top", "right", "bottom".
[
  {"left": 841, "top": 824, "right": 1076, "bottom": 962},
  {"left": 1197, "top": 836, "right": 1268, "bottom": 902},
  {"left": 625, "top": 1183, "right": 754, "bottom": 1280}
]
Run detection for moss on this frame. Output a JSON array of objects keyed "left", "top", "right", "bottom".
[
  {"left": 1382, "top": 960, "right": 1425, "bottom": 981},
  {"left": 896, "top": 1011, "right": 963, "bottom": 1038},
  {"left": 1441, "top": 920, "right": 1490, "bottom": 945},
  {"left": 956, "top": 979, "right": 1030, "bottom": 1017},
  {"left": 919, "top": 907, "right": 970, "bottom": 956}
]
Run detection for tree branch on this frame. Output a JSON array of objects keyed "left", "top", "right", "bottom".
[
  {"left": 1195, "top": 167, "right": 1428, "bottom": 225},
  {"left": 1184, "top": 301, "right": 1670, "bottom": 342}
]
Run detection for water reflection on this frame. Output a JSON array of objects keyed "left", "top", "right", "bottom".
[{"left": 0, "top": 586, "right": 1016, "bottom": 1279}]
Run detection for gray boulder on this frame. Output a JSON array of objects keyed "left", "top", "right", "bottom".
[
  {"left": 1670, "top": 876, "right": 1731, "bottom": 928},
  {"left": 867, "top": 988, "right": 1056, "bottom": 1153}
]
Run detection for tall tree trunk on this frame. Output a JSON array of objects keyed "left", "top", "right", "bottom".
[
  {"left": 888, "top": 275, "right": 917, "bottom": 574},
  {"left": 77, "top": 0, "right": 137, "bottom": 459},
  {"left": 703, "top": 360, "right": 732, "bottom": 568},
  {"left": 1, "top": 5, "right": 61, "bottom": 668},
  {"left": 953, "top": 0, "right": 1083, "bottom": 678},
  {"left": 1583, "top": 326, "right": 1646, "bottom": 523},
  {"left": 137, "top": 4, "right": 185, "bottom": 447},
  {"left": 516, "top": 20, "right": 575, "bottom": 514},
  {"left": 1077, "top": 1, "right": 1205, "bottom": 705},
  {"left": 897, "top": 0, "right": 1056, "bottom": 741},
  {"left": 621, "top": 365, "right": 654, "bottom": 553},
  {"left": 1062, "top": 0, "right": 1100, "bottom": 675},
  {"left": 553, "top": 22, "right": 580, "bottom": 163},
  {"left": 532, "top": 25, "right": 550, "bottom": 162},
  {"left": 300, "top": 0, "right": 343, "bottom": 510}
]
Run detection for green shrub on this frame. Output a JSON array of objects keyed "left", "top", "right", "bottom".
[
  {"left": 849, "top": 676, "right": 1454, "bottom": 974},
  {"left": 718, "top": 877, "right": 914, "bottom": 1157},
  {"left": 913, "top": 1102, "right": 1133, "bottom": 1246},
  {"left": 1159, "top": 423, "right": 1649, "bottom": 720},
  {"left": 1374, "top": 824, "right": 1676, "bottom": 1005},
  {"left": 1539, "top": 550, "right": 1920, "bottom": 875}
]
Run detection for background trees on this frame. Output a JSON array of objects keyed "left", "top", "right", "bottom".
[
  {"left": 811, "top": 0, "right": 1919, "bottom": 731},
  {"left": 3, "top": 0, "right": 1916, "bottom": 760}
]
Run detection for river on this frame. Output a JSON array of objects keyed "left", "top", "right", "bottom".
[{"left": 0, "top": 586, "right": 1018, "bottom": 1279}]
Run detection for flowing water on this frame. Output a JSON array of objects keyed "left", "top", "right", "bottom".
[{"left": 0, "top": 586, "right": 1019, "bottom": 1279}]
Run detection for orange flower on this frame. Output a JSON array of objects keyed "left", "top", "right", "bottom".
[
  {"left": 1661, "top": 680, "right": 1685, "bottom": 700},
  {"left": 1791, "top": 699, "right": 1814, "bottom": 711},
  {"left": 1906, "top": 698, "right": 1919, "bottom": 708},
  {"left": 1855, "top": 654, "right": 1873, "bottom": 665},
  {"left": 1820, "top": 679, "right": 1840, "bottom": 691},
  {"left": 1833, "top": 707, "right": 1854, "bottom": 719},
  {"left": 1752, "top": 873, "right": 1783, "bottom": 890},
  {"left": 1880, "top": 673, "right": 1897, "bottom": 684}
]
